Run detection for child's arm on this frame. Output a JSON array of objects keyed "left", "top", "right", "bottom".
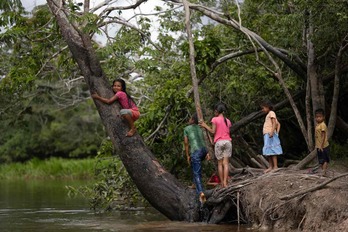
[
  {"left": 207, "top": 174, "right": 219, "bottom": 186},
  {"left": 184, "top": 136, "right": 190, "bottom": 165},
  {"left": 91, "top": 93, "right": 118, "bottom": 104},
  {"left": 205, "top": 153, "right": 211, "bottom": 161},
  {"left": 319, "top": 130, "right": 326, "bottom": 151},
  {"left": 270, "top": 118, "right": 276, "bottom": 137},
  {"left": 199, "top": 121, "right": 216, "bottom": 134},
  {"left": 276, "top": 121, "right": 281, "bottom": 134}
]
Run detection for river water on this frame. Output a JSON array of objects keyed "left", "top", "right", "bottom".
[{"left": 0, "top": 180, "right": 250, "bottom": 231}]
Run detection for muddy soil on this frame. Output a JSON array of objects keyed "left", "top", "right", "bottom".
[{"left": 239, "top": 166, "right": 348, "bottom": 232}]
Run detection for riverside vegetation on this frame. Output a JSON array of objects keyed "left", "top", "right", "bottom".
[{"left": 1, "top": 0, "right": 348, "bottom": 231}]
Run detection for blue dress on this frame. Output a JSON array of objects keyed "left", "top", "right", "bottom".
[{"left": 263, "top": 133, "right": 283, "bottom": 156}]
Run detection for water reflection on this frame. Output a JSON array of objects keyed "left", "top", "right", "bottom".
[{"left": 0, "top": 180, "right": 250, "bottom": 231}]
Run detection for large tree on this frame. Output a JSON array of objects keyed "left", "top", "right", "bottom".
[
  {"left": 3, "top": 0, "right": 345, "bottom": 223},
  {"left": 42, "top": 0, "right": 346, "bottom": 221}
]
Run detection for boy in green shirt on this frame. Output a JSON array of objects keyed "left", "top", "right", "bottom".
[{"left": 184, "top": 113, "right": 210, "bottom": 203}]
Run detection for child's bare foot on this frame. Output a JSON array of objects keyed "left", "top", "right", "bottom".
[
  {"left": 199, "top": 192, "right": 206, "bottom": 204},
  {"left": 126, "top": 128, "right": 137, "bottom": 137},
  {"left": 263, "top": 168, "right": 272, "bottom": 174}
]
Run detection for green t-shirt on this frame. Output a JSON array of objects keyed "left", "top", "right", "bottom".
[{"left": 184, "top": 124, "right": 206, "bottom": 154}]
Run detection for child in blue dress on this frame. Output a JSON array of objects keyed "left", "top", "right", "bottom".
[{"left": 261, "top": 100, "right": 283, "bottom": 173}]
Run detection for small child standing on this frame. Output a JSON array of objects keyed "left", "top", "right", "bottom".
[
  {"left": 200, "top": 103, "right": 232, "bottom": 188},
  {"left": 314, "top": 108, "right": 330, "bottom": 176},
  {"left": 92, "top": 79, "right": 140, "bottom": 137},
  {"left": 184, "top": 113, "right": 209, "bottom": 203},
  {"left": 261, "top": 100, "right": 283, "bottom": 173}
]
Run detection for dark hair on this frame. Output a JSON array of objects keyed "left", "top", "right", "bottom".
[
  {"left": 214, "top": 102, "right": 228, "bottom": 126},
  {"left": 113, "top": 79, "right": 136, "bottom": 108},
  {"left": 191, "top": 112, "right": 198, "bottom": 124},
  {"left": 315, "top": 108, "right": 325, "bottom": 116},
  {"left": 260, "top": 100, "right": 274, "bottom": 110}
]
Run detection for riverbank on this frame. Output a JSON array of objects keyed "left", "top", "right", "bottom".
[
  {"left": 0, "top": 157, "right": 97, "bottom": 180},
  {"left": 205, "top": 161, "right": 348, "bottom": 231}
]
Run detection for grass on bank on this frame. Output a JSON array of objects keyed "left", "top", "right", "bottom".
[{"left": 0, "top": 157, "right": 98, "bottom": 180}]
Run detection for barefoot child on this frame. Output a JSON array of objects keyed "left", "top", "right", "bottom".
[
  {"left": 92, "top": 79, "right": 140, "bottom": 137},
  {"left": 314, "top": 108, "right": 330, "bottom": 176},
  {"left": 261, "top": 100, "right": 283, "bottom": 173},
  {"left": 184, "top": 113, "right": 209, "bottom": 203},
  {"left": 200, "top": 103, "right": 232, "bottom": 188}
]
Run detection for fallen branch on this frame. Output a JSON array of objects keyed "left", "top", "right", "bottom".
[{"left": 279, "top": 173, "right": 348, "bottom": 201}]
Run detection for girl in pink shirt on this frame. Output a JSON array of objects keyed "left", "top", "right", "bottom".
[
  {"left": 200, "top": 103, "right": 232, "bottom": 188},
  {"left": 92, "top": 79, "right": 140, "bottom": 137}
]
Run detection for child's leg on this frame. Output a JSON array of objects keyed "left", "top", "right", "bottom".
[
  {"left": 322, "top": 161, "right": 328, "bottom": 176},
  {"left": 264, "top": 156, "right": 273, "bottom": 173},
  {"left": 217, "top": 159, "right": 224, "bottom": 187},
  {"left": 122, "top": 114, "right": 136, "bottom": 136},
  {"left": 222, "top": 157, "right": 229, "bottom": 187},
  {"left": 191, "top": 152, "right": 203, "bottom": 194},
  {"left": 272, "top": 155, "right": 278, "bottom": 169}
]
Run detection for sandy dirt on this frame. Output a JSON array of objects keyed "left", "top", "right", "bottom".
[{"left": 239, "top": 166, "right": 348, "bottom": 231}]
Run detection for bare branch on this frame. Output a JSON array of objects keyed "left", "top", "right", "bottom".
[
  {"left": 94, "top": 0, "right": 148, "bottom": 15},
  {"left": 186, "top": 49, "right": 263, "bottom": 97},
  {"left": 127, "top": 6, "right": 183, "bottom": 21},
  {"left": 145, "top": 105, "right": 171, "bottom": 142},
  {"left": 98, "top": 17, "right": 162, "bottom": 51}
]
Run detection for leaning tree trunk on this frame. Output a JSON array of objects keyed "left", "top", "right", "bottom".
[
  {"left": 46, "top": 0, "right": 199, "bottom": 221},
  {"left": 327, "top": 37, "right": 348, "bottom": 139}
]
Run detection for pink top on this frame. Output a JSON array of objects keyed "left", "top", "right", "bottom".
[
  {"left": 211, "top": 116, "right": 232, "bottom": 143},
  {"left": 116, "top": 91, "right": 138, "bottom": 110}
]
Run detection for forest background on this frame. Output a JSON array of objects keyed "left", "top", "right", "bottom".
[{"left": 0, "top": 0, "right": 348, "bottom": 210}]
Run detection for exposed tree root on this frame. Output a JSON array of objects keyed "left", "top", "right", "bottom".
[{"left": 204, "top": 168, "right": 348, "bottom": 231}]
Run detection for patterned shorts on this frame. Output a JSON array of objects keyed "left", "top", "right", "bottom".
[
  {"left": 120, "top": 109, "right": 140, "bottom": 121},
  {"left": 214, "top": 140, "right": 232, "bottom": 160}
]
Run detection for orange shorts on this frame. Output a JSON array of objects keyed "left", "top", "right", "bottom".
[{"left": 131, "top": 109, "right": 140, "bottom": 121}]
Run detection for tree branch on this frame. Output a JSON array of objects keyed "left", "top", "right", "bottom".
[
  {"left": 98, "top": 17, "right": 162, "bottom": 51},
  {"left": 279, "top": 173, "right": 348, "bottom": 201}
]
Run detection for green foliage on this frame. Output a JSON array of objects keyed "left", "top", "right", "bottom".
[
  {"left": 1, "top": 0, "right": 348, "bottom": 210},
  {"left": 329, "top": 142, "right": 348, "bottom": 160},
  {"left": 0, "top": 4, "right": 104, "bottom": 163},
  {"left": 0, "top": 157, "right": 96, "bottom": 180},
  {"left": 0, "top": 0, "right": 25, "bottom": 28},
  {"left": 68, "top": 140, "right": 145, "bottom": 212}
]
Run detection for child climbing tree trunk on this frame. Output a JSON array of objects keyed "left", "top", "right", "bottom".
[{"left": 46, "top": 0, "right": 199, "bottom": 222}]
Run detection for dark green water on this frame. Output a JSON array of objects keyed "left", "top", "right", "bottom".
[{"left": 0, "top": 180, "right": 250, "bottom": 231}]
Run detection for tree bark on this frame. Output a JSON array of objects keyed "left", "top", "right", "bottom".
[
  {"left": 306, "top": 15, "right": 325, "bottom": 114},
  {"left": 84, "top": 0, "right": 90, "bottom": 12},
  {"left": 183, "top": 0, "right": 214, "bottom": 156},
  {"left": 294, "top": 149, "right": 316, "bottom": 170},
  {"left": 46, "top": 0, "right": 199, "bottom": 221},
  {"left": 305, "top": 75, "right": 314, "bottom": 150},
  {"left": 327, "top": 38, "right": 348, "bottom": 139}
]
